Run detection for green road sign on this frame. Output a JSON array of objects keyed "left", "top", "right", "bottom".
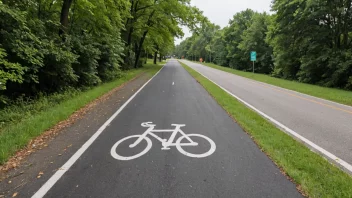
[{"left": 250, "top": 51, "right": 256, "bottom": 61}]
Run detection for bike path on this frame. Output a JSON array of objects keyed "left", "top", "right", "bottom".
[{"left": 35, "top": 60, "right": 301, "bottom": 197}]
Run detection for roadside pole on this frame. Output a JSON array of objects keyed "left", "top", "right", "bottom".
[{"left": 250, "top": 51, "right": 256, "bottom": 73}]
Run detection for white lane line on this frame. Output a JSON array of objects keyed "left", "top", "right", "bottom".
[
  {"left": 172, "top": 82, "right": 175, "bottom": 85},
  {"left": 32, "top": 66, "right": 165, "bottom": 198},
  {"left": 185, "top": 62, "right": 352, "bottom": 174}
]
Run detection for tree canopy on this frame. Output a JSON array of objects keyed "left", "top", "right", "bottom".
[
  {"left": 2, "top": 0, "right": 352, "bottom": 106},
  {"left": 0, "top": 0, "right": 204, "bottom": 104},
  {"left": 175, "top": 0, "right": 352, "bottom": 90}
]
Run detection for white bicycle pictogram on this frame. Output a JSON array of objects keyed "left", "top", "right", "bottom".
[{"left": 110, "top": 122, "right": 216, "bottom": 160}]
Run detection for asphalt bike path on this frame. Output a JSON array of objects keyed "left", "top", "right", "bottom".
[{"left": 32, "top": 60, "right": 301, "bottom": 198}]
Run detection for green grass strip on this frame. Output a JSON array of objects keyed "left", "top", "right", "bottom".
[
  {"left": 0, "top": 64, "right": 162, "bottom": 164},
  {"left": 180, "top": 61, "right": 352, "bottom": 198},
  {"left": 199, "top": 62, "right": 352, "bottom": 106}
]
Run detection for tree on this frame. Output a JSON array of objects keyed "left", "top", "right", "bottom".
[
  {"left": 0, "top": 0, "right": 129, "bottom": 102},
  {"left": 238, "top": 12, "right": 273, "bottom": 73},
  {"left": 176, "top": 0, "right": 352, "bottom": 90},
  {"left": 210, "top": 28, "right": 229, "bottom": 66},
  {"left": 59, "top": 0, "right": 74, "bottom": 36},
  {"left": 270, "top": 0, "right": 352, "bottom": 89},
  {"left": 0, "top": 0, "right": 206, "bottom": 105},
  {"left": 122, "top": 0, "right": 204, "bottom": 68},
  {"left": 224, "top": 9, "right": 255, "bottom": 69}
]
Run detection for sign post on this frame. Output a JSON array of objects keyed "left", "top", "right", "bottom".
[{"left": 250, "top": 51, "right": 256, "bottom": 73}]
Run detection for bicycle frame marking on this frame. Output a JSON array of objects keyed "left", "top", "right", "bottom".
[
  {"left": 130, "top": 122, "right": 198, "bottom": 150},
  {"left": 110, "top": 122, "right": 216, "bottom": 160}
]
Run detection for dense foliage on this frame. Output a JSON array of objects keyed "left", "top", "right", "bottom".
[
  {"left": 0, "top": 0, "right": 203, "bottom": 105},
  {"left": 175, "top": 0, "right": 352, "bottom": 90}
]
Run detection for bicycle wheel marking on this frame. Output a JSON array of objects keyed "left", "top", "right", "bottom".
[
  {"left": 111, "top": 135, "right": 152, "bottom": 161},
  {"left": 110, "top": 122, "right": 216, "bottom": 160},
  {"left": 176, "top": 134, "right": 216, "bottom": 158}
]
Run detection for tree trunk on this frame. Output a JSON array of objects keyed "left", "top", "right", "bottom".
[
  {"left": 59, "top": 0, "right": 74, "bottom": 36},
  {"left": 123, "top": 0, "right": 136, "bottom": 65},
  {"left": 154, "top": 51, "right": 157, "bottom": 64},
  {"left": 133, "top": 10, "right": 155, "bottom": 68},
  {"left": 123, "top": 26, "right": 134, "bottom": 63},
  {"left": 38, "top": 0, "right": 42, "bottom": 19},
  {"left": 126, "top": 27, "right": 134, "bottom": 46},
  {"left": 134, "top": 30, "right": 149, "bottom": 68},
  {"left": 159, "top": 54, "right": 162, "bottom": 62},
  {"left": 343, "top": 0, "right": 351, "bottom": 48}
]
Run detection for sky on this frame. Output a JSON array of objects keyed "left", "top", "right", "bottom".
[{"left": 175, "top": 0, "right": 273, "bottom": 45}]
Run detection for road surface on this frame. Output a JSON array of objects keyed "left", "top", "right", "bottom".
[
  {"left": 180, "top": 60, "right": 352, "bottom": 170},
  {"left": 30, "top": 60, "right": 300, "bottom": 197}
]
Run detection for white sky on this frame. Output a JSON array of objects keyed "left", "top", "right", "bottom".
[{"left": 175, "top": 0, "right": 273, "bottom": 44}]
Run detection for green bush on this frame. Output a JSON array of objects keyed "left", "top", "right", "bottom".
[
  {"left": 0, "top": 2, "right": 126, "bottom": 105},
  {"left": 72, "top": 34, "right": 101, "bottom": 87}
]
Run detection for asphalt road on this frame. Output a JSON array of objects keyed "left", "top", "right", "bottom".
[
  {"left": 32, "top": 60, "right": 300, "bottom": 197},
  {"left": 180, "top": 60, "right": 352, "bottom": 167}
]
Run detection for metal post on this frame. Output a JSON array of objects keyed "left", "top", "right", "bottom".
[{"left": 253, "top": 61, "right": 255, "bottom": 73}]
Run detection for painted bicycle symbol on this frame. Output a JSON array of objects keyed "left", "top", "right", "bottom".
[{"left": 110, "top": 122, "right": 216, "bottom": 160}]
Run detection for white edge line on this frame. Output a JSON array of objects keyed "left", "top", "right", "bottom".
[
  {"left": 187, "top": 60, "right": 352, "bottom": 110},
  {"left": 253, "top": 80, "right": 352, "bottom": 110},
  {"left": 182, "top": 61, "right": 352, "bottom": 174},
  {"left": 32, "top": 65, "right": 165, "bottom": 198}
]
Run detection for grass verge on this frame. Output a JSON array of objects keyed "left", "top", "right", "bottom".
[
  {"left": 180, "top": 61, "right": 352, "bottom": 198},
  {"left": 197, "top": 61, "right": 352, "bottom": 106},
  {"left": 147, "top": 58, "right": 167, "bottom": 65},
  {"left": 0, "top": 63, "right": 161, "bottom": 164}
]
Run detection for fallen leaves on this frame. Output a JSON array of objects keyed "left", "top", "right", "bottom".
[
  {"left": 12, "top": 192, "right": 18, "bottom": 197},
  {"left": 63, "top": 144, "right": 73, "bottom": 152},
  {"left": 36, "top": 171, "right": 44, "bottom": 178},
  {"left": 0, "top": 72, "right": 145, "bottom": 176},
  {"left": 0, "top": 107, "right": 89, "bottom": 173}
]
